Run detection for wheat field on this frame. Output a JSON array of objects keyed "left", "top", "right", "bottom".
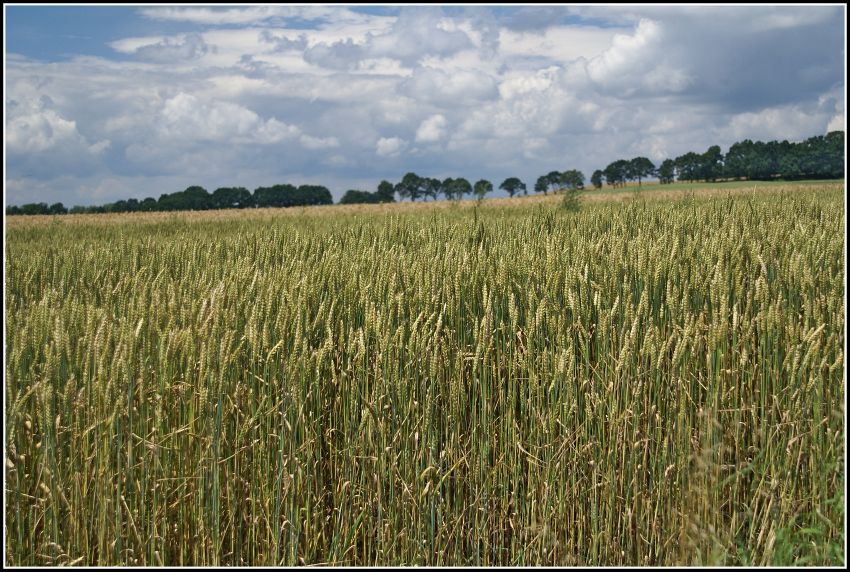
[{"left": 4, "top": 184, "right": 845, "bottom": 566}]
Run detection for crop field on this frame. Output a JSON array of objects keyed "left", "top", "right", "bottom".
[{"left": 4, "top": 183, "right": 845, "bottom": 566}]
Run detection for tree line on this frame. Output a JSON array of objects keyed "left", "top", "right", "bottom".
[
  {"left": 6, "top": 183, "right": 334, "bottom": 216},
  {"left": 4, "top": 171, "right": 574, "bottom": 215},
  {"left": 592, "top": 131, "right": 844, "bottom": 189},
  {"left": 6, "top": 131, "right": 843, "bottom": 216},
  {"left": 340, "top": 169, "right": 588, "bottom": 204}
]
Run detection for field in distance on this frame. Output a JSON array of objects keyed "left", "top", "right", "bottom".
[
  {"left": 4, "top": 182, "right": 844, "bottom": 566},
  {"left": 5, "top": 179, "right": 844, "bottom": 228}
]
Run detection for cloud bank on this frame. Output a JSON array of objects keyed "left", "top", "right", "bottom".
[{"left": 5, "top": 5, "right": 845, "bottom": 206}]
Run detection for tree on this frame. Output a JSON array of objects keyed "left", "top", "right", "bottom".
[
  {"left": 674, "top": 152, "right": 702, "bottom": 182},
  {"left": 794, "top": 132, "right": 844, "bottom": 180},
  {"left": 628, "top": 157, "right": 655, "bottom": 186},
  {"left": 822, "top": 130, "right": 845, "bottom": 179},
  {"left": 441, "top": 177, "right": 456, "bottom": 200},
  {"left": 395, "top": 172, "right": 423, "bottom": 201},
  {"left": 339, "top": 189, "right": 380, "bottom": 204},
  {"left": 700, "top": 146, "right": 723, "bottom": 182},
  {"left": 441, "top": 177, "right": 471, "bottom": 200},
  {"left": 451, "top": 177, "right": 472, "bottom": 200},
  {"left": 590, "top": 170, "right": 603, "bottom": 189},
  {"left": 376, "top": 180, "right": 396, "bottom": 202},
  {"left": 295, "top": 185, "right": 333, "bottom": 206},
  {"left": 603, "top": 160, "right": 629, "bottom": 188},
  {"left": 725, "top": 140, "right": 748, "bottom": 180},
  {"left": 534, "top": 176, "right": 549, "bottom": 195},
  {"left": 778, "top": 148, "right": 803, "bottom": 180},
  {"left": 105, "top": 200, "right": 128, "bottom": 213},
  {"left": 657, "top": 159, "right": 676, "bottom": 184},
  {"left": 20, "top": 203, "right": 50, "bottom": 215},
  {"left": 155, "top": 186, "right": 212, "bottom": 211},
  {"left": 423, "top": 177, "right": 442, "bottom": 201},
  {"left": 748, "top": 141, "right": 775, "bottom": 180},
  {"left": 48, "top": 202, "right": 68, "bottom": 215},
  {"left": 212, "top": 187, "right": 252, "bottom": 209},
  {"left": 139, "top": 197, "right": 158, "bottom": 211},
  {"left": 499, "top": 177, "right": 526, "bottom": 198},
  {"left": 182, "top": 186, "right": 212, "bottom": 210},
  {"left": 473, "top": 179, "right": 493, "bottom": 201},
  {"left": 546, "top": 170, "right": 562, "bottom": 193},
  {"left": 560, "top": 169, "right": 585, "bottom": 190},
  {"left": 253, "top": 184, "right": 298, "bottom": 208}
]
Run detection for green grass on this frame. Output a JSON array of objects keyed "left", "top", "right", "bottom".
[{"left": 4, "top": 184, "right": 845, "bottom": 566}]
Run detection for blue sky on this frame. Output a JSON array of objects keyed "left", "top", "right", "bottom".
[{"left": 5, "top": 4, "right": 845, "bottom": 206}]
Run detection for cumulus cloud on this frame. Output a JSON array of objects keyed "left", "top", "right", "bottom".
[
  {"left": 159, "top": 93, "right": 271, "bottom": 142},
  {"left": 301, "top": 7, "right": 474, "bottom": 71},
  {"left": 376, "top": 137, "right": 408, "bottom": 157},
  {"left": 368, "top": 8, "right": 473, "bottom": 64},
  {"left": 402, "top": 66, "right": 498, "bottom": 105},
  {"left": 498, "top": 66, "right": 559, "bottom": 99},
  {"left": 416, "top": 114, "right": 448, "bottom": 143},
  {"left": 156, "top": 93, "right": 342, "bottom": 150},
  {"left": 7, "top": 98, "right": 84, "bottom": 153},
  {"left": 720, "top": 98, "right": 844, "bottom": 143},
  {"left": 7, "top": 95, "right": 109, "bottom": 155},
  {"left": 826, "top": 115, "right": 845, "bottom": 132},
  {"left": 584, "top": 19, "right": 693, "bottom": 96}
]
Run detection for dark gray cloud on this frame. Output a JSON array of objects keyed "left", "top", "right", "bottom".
[
  {"left": 258, "top": 30, "right": 308, "bottom": 52},
  {"left": 303, "top": 38, "right": 365, "bottom": 70}
]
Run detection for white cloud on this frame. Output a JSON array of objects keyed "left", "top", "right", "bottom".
[
  {"left": 138, "top": 6, "right": 343, "bottom": 26},
  {"left": 7, "top": 104, "right": 81, "bottom": 153},
  {"left": 160, "top": 93, "right": 257, "bottom": 140},
  {"left": 299, "top": 134, "right": 340, "bottom": 149},
  {"left": 416, "top": 114, "right": 448, "bottom": 143},
  {"left": 256, "top": 118, "right": 302, "bottom": 144},
  {"left": 722, "top": 104, "right": 842, "bottom": 142},
  {"left": 499, "top": 25, "right": 621, "bottom": 65},
  {"left": 375, "top": 137, "right": 408, "bottom": 157},
  {"left": 498, "top": 67, "right": 559, "bottom": 99},
  {"left": 109, "top": 35, "right": 169, "bottom": 54},
  {"left": 6, "top": 95, "right": 109, "bottom": 154},
  {"left": 324, "top": 154, "right": 353, "bottom": 167},
  {"left": 402, "top": 66, "right": 498, "bottom": 105},
  {"left": 826, "top": 114, "right": 844, "bottom": 133},
  {"left": 158, "top": 93, "right": 301, "bottom": 145},
  {"left": 301, "top": 7, "right": 474, "bottom": 71},
  {"left": 367, "top": 8, "right": 474, "bottom": 64}
]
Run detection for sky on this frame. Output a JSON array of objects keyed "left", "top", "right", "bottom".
[{"left": 4, "top": 4, "right": 846, "bottom": 206}]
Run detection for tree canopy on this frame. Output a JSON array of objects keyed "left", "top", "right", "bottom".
[
  {"left": 499, "top": 177, "right": 526, "bottom": 197},
  {"left": 473, "top": 179, "right": 493, "bottom": 201}
]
